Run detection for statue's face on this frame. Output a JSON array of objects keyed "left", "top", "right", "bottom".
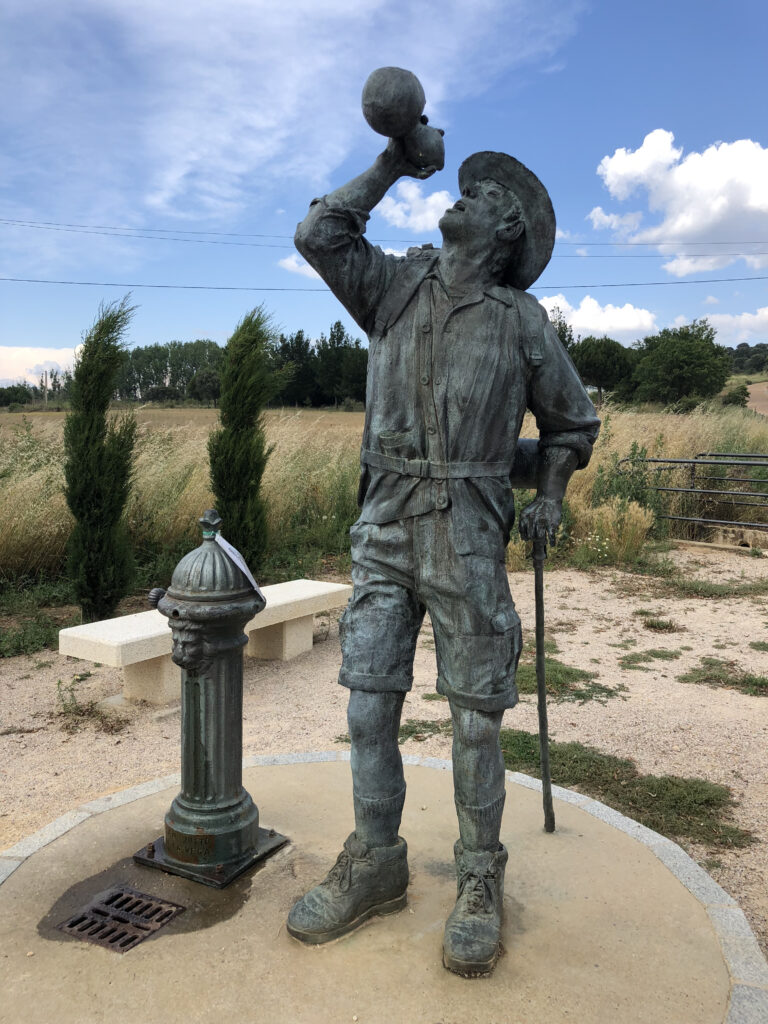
[
  {"left": 439, "top": 178, "right": 521, "bottom": 251},
  {"left": 171, "top": 622, "right": 206, "bottom": 670}
]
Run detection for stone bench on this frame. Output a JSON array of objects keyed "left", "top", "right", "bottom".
[{"left": 58, "top": 579, "right": 352, "bottom": 705}]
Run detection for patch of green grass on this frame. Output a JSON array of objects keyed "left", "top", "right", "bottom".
[
  {"left": 499, "top": 728, "right": 753, "bottom": 849},
  {"left": 749, "top": 640, "right": 768, "bottom": 653},
  {"left": 619, "top": 648, "right": 681, "bottom": 671},
  {"left": 642, "top": 617, "right": 678, "bottom": 633},
  {"left": 668, "top": 578, "right": 768, "bottom": 600},
  {"left": 0, "top": 614, "right": 64, "bottom": 657},
  {"left": 398, "top": 718, "right": 452, "bottom": 743},
  {"left": 515, "top": 657, "right": 623, "bottom": 704},
  {"left": 623, "top": 560, "right": 768, "bottom": 601},
  {"left": 522, "top": 635, "right": 559, "bottom": 657},
  {"left": 421, "top": 692, "right": 448, "bottom": 702},
  {"left": 0, "top": 575, "right": 74, "bottom": 615},
  {"left": 678, "top": 657, "right": 768, "bottom": 696},
  {"left": 55, "top": 674, "right": 126, "bottom": 734},
  {"left": 335, "top": 718, "right": 455, "bottom": 745}
]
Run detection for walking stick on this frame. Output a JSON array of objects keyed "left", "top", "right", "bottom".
[{"left": 533, "top": 536, "right": 555, "bottom": 833}]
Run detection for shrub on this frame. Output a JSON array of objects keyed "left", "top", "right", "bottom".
[
  {"left": 721, "top": 384, "right": 749, "bottom": 407},
  {"left": 569, "top": 497, "right": 654, "bottom": 567}
]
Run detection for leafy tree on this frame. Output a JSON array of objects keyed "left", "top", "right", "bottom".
[
  {"left": 145, "top": 384, "right": 182, "bottom": 403},
  {"left": 168, "top": 338, "right": 223, "bottom": 395},
  {"left": 270, "top": 329, "right": 318, "bottom": 406},
  {"left": 314, "top": 321, "right": 352, "bottom": 405},
  {"left": 570, "top": 335, "right": 633, "bottom": 406},
  {"left": 629, "top": 319, "right": 731, "bottom": 405},
  {"left": 0, "top": 383, "right": 34, "bottom": 406},
  {"left": 340, "top": 339, "right": 368, "bottom": 403},
  {"left": 548, "top": 305, "right": 575, "bottom": 351},
  {"left": 208, "top": 307, "right": 278, "bottom": 572},
  {"left": 188, "top": 367, "right": 221, "bottom": 405},
  {"left": 63, "top": 298, "right": 137, "bottom": 622},
  {"left": 728, "top": 342, "right": 768, "bottom": 374}
]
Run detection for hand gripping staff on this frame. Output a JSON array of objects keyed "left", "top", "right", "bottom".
[{"left": 532, "top": 536, "right": 556, "bottom": 833}]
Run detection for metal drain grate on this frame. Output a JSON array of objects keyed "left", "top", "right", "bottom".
[{"left": 57, "top": 885, "right": 185, "bottom": 952}]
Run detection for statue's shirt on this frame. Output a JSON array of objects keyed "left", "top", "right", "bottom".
[{"left": 295, "top": 197, "right": 600, "bottom": 556}]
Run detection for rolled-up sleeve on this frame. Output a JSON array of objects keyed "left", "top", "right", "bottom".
[
  {"left": 527, "top": 306, "right": 601, "bottom": 468},
  {"left": 294, "top": 197, "right": 397, "bottom": 333}
]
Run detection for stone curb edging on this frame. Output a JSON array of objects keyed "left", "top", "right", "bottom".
[{"left": 1, "top": 751, "right": 766, "bottom": 1023}]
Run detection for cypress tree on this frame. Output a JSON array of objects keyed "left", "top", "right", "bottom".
[
  {"left": 63, "top": 298, "right": 137, "bottom": 622},
  {"left": 208, "top": 307, "right": 278, "bottom": 572}
]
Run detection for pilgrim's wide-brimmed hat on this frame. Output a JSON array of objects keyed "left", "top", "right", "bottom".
[{"left": 458, "top": 151, "right": 556, "bottom": 291}]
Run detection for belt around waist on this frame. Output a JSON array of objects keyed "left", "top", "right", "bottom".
[{"left": 361, "top": 449, "right": 510, "bottom": 479}]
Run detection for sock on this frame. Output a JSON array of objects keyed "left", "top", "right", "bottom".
[
  {"left": 454, "top": 792, "right": 506, "bottom": 852},
  {"left": 353, "top": 785, "right": 406, "bottom": 848}
]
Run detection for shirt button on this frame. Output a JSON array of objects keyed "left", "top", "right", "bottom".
[
  {"left": 422, "top": 322, "right": 431, "bottom": 333},
  {"left": 428, "top": 426, "right": 436, "bottom": 434},
  {"left": 434, "top": 377, "right": 442, "bottom": 385},
  {"left": 436, "top": 494, "right": 448, "bottom": 509},
  {"left": 420, "top": 374, "right": 429, "bottom": 385}
]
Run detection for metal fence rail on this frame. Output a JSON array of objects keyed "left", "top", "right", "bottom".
[{"left": 616, "top": 452, "right": 768, "bottom": 533}]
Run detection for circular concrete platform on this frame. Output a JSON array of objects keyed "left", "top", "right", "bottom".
[{"left": 1, "top": 753, "right": 766, "bottom": 1024}]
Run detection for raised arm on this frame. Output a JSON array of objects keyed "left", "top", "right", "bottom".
[
  {"left": 294, "top": 141, "right": 439, "bottom": 331},
  {"left": 324, "top": 139, "right": 437, "bottom": 214}
]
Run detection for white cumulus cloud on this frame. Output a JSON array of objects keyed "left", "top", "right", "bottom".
[
  {"left": 377, "top": 182, "right": 455, "bottom": 233},
  {"left": 589, "top": 129, "right": 768, "bottom": 276},
  {"left": 587, "top": 208, "right": 642, "bottom": 235},
  {"left": 539, "top": 294, "right": 657, "bottom": 344},
  {"left": 278, "top": 253, "right": 322, "bottom": 280},
  {"left": 0, "top": 347, "right": 77, "bottom": 385},
  {"left": 707, "top": 307, "right": 768, "bottom": 346}
]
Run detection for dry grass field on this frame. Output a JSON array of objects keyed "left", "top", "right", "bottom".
[{"left": 1, "top": 403, "right": 767, "bottom": 580}]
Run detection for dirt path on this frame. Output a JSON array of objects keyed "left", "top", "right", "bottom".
[
  {"left": 748, "top": 381, "right": 768, "bottom": 416},
  {"left": 2, "top": 545, "right": 768, "bottom": 953}
]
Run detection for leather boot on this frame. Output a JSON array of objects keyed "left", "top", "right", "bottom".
[
  {"left": 287, "top": 832, "right": 408, "bottom": 944},
  {"left": 442, "top": 840, "right": 508, "bottom": 976}
]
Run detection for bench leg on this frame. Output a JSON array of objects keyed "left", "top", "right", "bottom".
[
  {"left": 246, "top": 614, "right": 315, "bottom": 661},
  {"left": 123, "top": 654, "right": 180, "bottom": 705}
]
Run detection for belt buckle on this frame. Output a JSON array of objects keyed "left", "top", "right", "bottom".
[{"left": 405, "top": 458, "right": 430, "bottom": 478}]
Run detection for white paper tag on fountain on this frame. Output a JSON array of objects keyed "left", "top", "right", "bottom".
[{"left": 215, "top": 534, "right": 266, "bottom": 604}]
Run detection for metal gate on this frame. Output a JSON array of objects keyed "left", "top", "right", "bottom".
[{"left": 616, "top": 452, "right": 768, "bottom": 534}]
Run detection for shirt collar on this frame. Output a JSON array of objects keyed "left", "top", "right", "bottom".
[{"left": 426, "top": 264, "right": 516, "bottom": 308}]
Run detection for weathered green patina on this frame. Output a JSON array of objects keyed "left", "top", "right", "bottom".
[
  {"left": 134, "top": 510, "right": 287, "bottom": 887},
  {"left": 287, "top": 67, "right": 599, "bottom": 974}
]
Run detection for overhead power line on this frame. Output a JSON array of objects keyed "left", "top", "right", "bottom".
[
  {"left": 2, "top": 274, "right": 767, "bottom": 292},
  {"left": 3, "top": 219, "right": 767, "bottom": 258},
  {"left": 0, "top": 277, "right": 327, "bottom": 291},
  {"left": 3, "top": 217, "right": 768, "bottom": 250}
]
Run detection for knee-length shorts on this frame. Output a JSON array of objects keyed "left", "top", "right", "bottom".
[{"left": 338, "top": 512, "right": 522, "bottom": 713}]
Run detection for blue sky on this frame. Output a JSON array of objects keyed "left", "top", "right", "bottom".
[{"left": 1, "top": 0, "right": 767, "bottom": 384}]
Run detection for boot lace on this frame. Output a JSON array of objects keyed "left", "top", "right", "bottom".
[
  {"left": 322, "top": 849, "right": 353, "bottom": 894},
  {"left": 457, "top": 867, "right": 496, "bottom": 915}
]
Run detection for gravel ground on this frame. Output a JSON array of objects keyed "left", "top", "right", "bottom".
[{"left": 2, "top": 544, "right": 768, "bottom": 952}]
